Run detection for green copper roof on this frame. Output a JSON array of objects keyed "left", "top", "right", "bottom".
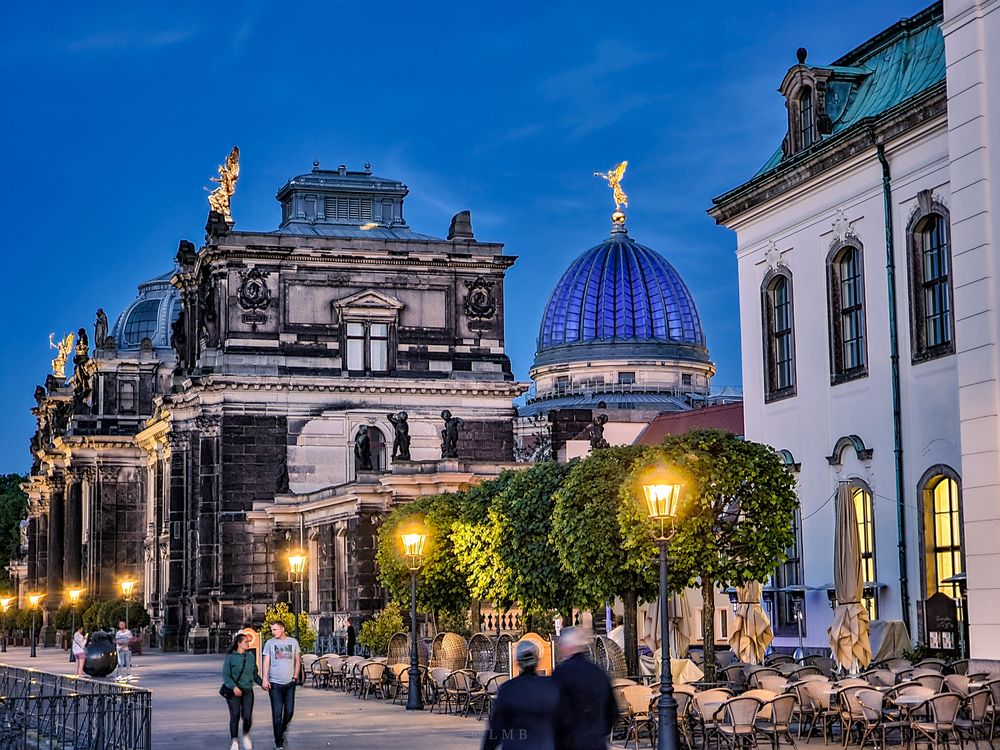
[{"left": 754, "top": 2, "right": 944, "bottom": 176}]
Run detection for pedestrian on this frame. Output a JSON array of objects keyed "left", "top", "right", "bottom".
[
  {"left": 72, "top": 626, "right": 87, "bottom": 677},
  {"left": 551, "top": 627, "right": 618, "bottom": 750},
  {"left": 346, "top": 620, "right": 356, "bottom": 656},
  {"left": 482, "top": 641, "right": 560, "bottom": 750},
  {"left": 223, "top": 632, "right": 261, "bottom": 750},
  {"left": 261, "top": 621, "right": 300, "bottom": 750},
  {"left": 114, "top": 620, "right": 134, "bottom": 681}
]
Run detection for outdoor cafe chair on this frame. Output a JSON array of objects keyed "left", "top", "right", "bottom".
[
  {"left": 757, "top": 675, "right": 789, "bottom": 695},
  {"left": 722, "top": 665, "right": 747, "bottom": 691},
  {"left": 860, "top": 668, "right": 895, "bottom": 688},
  {"left": 909, "top": 692, "right": 962, "bottom": 750},
  {"left": 742, "top": 690, "right": 777, "bottom": 721},
  {"left": 748, "top": 668, "right": 783, "bottom": 689},
  {"left": 801, "top": 680, "right": 841, "bottom": 744},
  {"left": 474, "top": 673, "right": 508, "bottom": 721},
  {"left": 445, "top": 669, "right": 484, "bottom": 718},
  {"left": 308, "top": 656, "right": 331, "bottom": 688},
  {"left": 955, "top": 688, "right": 991, "bottom": 742},
  {"left": 942, "top": 674, "right": 970, "bottom": 697},
  {"left": 620, "top": 684, "right": 656, "bottom": 749},
  {"left": 949, "top": 659, "right": 969, "bottom": 676},
  {"left": 715, "top": 695, "right": 764, "bottom": 750},
  {"left": 915, "top": 658, "right": 947, "bottom": 673},
  {"left": 754, "top": 693, "right": 798, "bottom": 750},
  {"left": 766, "top": 654, "right": 795, "bottom": 667},
  {"left": 359, "top": 661, "right": 388, "bottom": 700},
  {"left": 692, "top": 687, "right": 735, "bottom": 747},
  {"left": 427, "top": 667, "right": 453, "bottom": 714},
  {"left": 324, "top": 655, "right": 346, "bottom": 690},
  {"left": 837, "top": 687, "right": 883, "bottom": 750},
  {"left": 913, "top": 674, "right": 946, "bottom": 692}
]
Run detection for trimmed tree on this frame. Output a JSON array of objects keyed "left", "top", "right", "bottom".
[
  {"left": 620, "top": 430, "right": 798, "bottom": 679},
  {"left": 0, "top": 475, "right": 27, "bottom": 584},
  {"left": 551, "top": 445, "right": 656, "bottom": 676}
]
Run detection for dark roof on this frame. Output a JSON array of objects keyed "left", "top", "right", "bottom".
[{"left": 634, "top": 402, "right": 745, "bottom": 445}]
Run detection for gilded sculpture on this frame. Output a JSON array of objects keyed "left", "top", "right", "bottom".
[
  {"left": 207, "top": 146, "right": 240, "bottom": 219},
  {"left": 594, "top": 160, "right": 629, "bottom": 211},
  {"left": 49, "top": 332, "right": 74, "bottom": 379}
]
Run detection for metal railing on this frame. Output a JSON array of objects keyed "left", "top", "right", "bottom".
[
  {"left": 526, "top": 380, "right": 709, "bottom": 403},
  {"left": 0, "top": 664, "right": 151, "bottom": 750}
]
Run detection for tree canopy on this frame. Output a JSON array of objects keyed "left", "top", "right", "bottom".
[{"left": 0, "top": 475, "right": 27, "bottom": 584}]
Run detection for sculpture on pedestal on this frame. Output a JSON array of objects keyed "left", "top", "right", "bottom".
[
  {"left": 49, "top": 332, "right": 74, "bottom": 380},
  {"left": 93, "top": 309, "right": 108, "bottom": 350},
  {"left": 440, "top": 410, "right": 463, "bottom": 459},
  {"left": 354, "top": 425, "right": 373, "bottom": 471},
  {"left": 207, "top": 146, "right": 240, "bottom": 220},
  {"left": 388, "top": 412, "right": 411, "bottom": 461},
  {"left": 589, "top": 414, "right": 609, "bottom": 451}
]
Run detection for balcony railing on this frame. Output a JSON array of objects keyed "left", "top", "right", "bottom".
[
  {"left": 0, "top": 665, "right": 151, "bottom": 750},
  {"left": 526, "top": 380, "right": 708, "bottom": 404}
]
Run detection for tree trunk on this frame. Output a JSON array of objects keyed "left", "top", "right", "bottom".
[
  {"left": 623, "top": 589, "right": 639, "bottom": 678},
  {"left": 470, "top": 600, "right": 481, "bottom": 634},
  {"left": 701, "top": 579, "right": 716, "bottom": 682}
]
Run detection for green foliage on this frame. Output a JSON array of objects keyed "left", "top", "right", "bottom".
[
  {"left": 14, "top": 607, "right": 37, "bottom": 632},
  {"left": 0, "top": 475, "right": 27, "bottom": 583},
  {"left": 358, "top": 602, "right": 404, "bottom": 656},
  {"left": 451, "top": 473, "right": 516, "bottom": 607},
  {"left": 437, "top": 607, "right": 471, "bottom": 638},
  {"left": 95, "top": 599, "right": 151, "bottom": 631},
  {"left": 261, "top": 601, "right": 317, "bottom": 652},
  {"left": 82, "top": 601, "right": 103, "bottom": 633},
  {"left": 551, "top": 446, "right": 657, "bottom": 608},
  {"left": 376, "top": 493, "right": 470, "bottom": 616}
]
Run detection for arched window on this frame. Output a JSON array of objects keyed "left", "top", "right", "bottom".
[
  {"left": 368, "top": 426, "right": 387, "bottom": 472},
  {"left": 762, "top": 271, "right": 796, "bottom": 401},
  {"left": 908, "top": 198, "right": 955, "bottom": 362},
  {"left": 798, "top": 88, "right": 815, "bottom": 149},
  {"left": 828, "top": 244, "right": 867, "bottom": 381},
  {"left": 850, "top": 482, "right": 878, "bottom": 619},
  {"left": 921, "top": 470, "right": 964, "bottom": 602}
]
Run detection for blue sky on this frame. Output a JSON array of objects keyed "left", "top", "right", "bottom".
[{"left": 0, "top": 0, "right": 922, "bottom": 473}]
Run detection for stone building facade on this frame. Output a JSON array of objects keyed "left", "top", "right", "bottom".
[{"left": 24, "top": 163, "right": 524, "bottom": 650}]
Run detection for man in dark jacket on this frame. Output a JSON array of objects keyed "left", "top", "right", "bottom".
[
  {"left": 552, "top": 627, "right": 619, "bottom": 750},
  {"left": 483, "top": 641, "right": 560, "bottom": 750}
]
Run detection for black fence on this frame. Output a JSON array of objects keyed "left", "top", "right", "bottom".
[{"left": 0, "top": 664, "right": 151, "bottom": 750}]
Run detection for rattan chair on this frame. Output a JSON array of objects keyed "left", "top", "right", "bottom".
[
  {"left": 386, "top": 632, "right": 409, "bottom": 665},
  {"left": 359, "top": 661, "right": 388, "bottom": 700},
  {"left": 955, "top": 688, "right": 991, "bottom": 742},
  {"left": 909, "top": 692, "right": 962, "bottom": 750},
  {"left": 620, "top": 685, "right": 656, "bottom": 749},
  {"left": 755, "top": 693, "right": 798, "bottom": 750},
  {"left": 949, "top": 659, "right": 969, "bottom": 676},
  {"left": 494, "top": 634, "right": 514, "bottom": 673},
  {"left": 766, "top": 654, "right": 795, "bottom": 667},
  {"left": 715, "top": 695, "right": 764, "bottom": 750},
  {"left": 467, "top": 633, "right": 496, "bottom": 672},
  {"left": 593, "top": 635, "right": 628, "bottom": 679},
  {"left": 427, "top": 667, "right": 454, "bottom": 713},
  {"left": 429, "top": 632, "right": 468, "bottom": 670},
  {"left": 915, "top": 658, "right": 947, "bottom": 673},
  {"left": 692, "top": 688, "right": 735, "bottom": 747}
]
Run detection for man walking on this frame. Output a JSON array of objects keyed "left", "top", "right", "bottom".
[
  {"left": 114, "top": 620, "right": 134, "bottom": 682},
  {"left": 552, "top": 627, "right": 619, "bottom": 750},
  {"left": 482, "top": 641, "right": 560, "bottom": 749},
  {"left": 262, "top": 621, "right": 300, "bottom": 750}
]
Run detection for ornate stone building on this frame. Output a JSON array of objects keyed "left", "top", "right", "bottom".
[{"left": 24, "top": 162, "right": 524, "bottom": 650}]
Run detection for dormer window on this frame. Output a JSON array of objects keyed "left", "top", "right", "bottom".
[
  {"left": 798, "top": 88, "right": 815, "bottom": 149},
  {"left": 334, "top": 290, "right": 404, "bottom": 376}
]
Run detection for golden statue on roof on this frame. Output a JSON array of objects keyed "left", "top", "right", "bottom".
[
  {"left": 207, "top": 146, "right": 240, "bottom": 219},
  {"left": 595, "top": 160, "right": 629, "bottom": 211},
  {"left": 49, "top": 332, "right": 74, "bottom": 379}
]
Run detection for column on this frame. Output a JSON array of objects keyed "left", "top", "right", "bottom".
[
  {"left": 43, "top": 482, "right": 64, "bottom": 645},
  {"left": 63, "top": 478, "right": 83, "bottom": 588},
  {"left": 26, "top": 517, "right": 37, "bottom": 585},
  {"left": 164, "top": 436, "right": 188, "bottom": 650}
]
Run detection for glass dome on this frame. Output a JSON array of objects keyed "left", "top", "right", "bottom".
[{"left": 110, "top": 270, "right": 180, "bottom": 352}]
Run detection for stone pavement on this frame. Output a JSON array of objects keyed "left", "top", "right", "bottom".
[{"left": 0, "top": 646, "right": 481, "bottom": 749}]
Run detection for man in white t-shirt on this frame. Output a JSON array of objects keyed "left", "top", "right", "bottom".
[
  {"left": 261, "top": 622, "right": 301, "bottom": 750},
  {"left": 114, "top": 621, "right": 134, "bottom": 681}
]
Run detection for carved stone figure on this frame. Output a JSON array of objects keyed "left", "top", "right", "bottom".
[
  {"left": 388, "top": 412, "right": 411, "bottom": 461},
  {"left": 71, "top": 329, "right": 95, "bottom": 413},
  {"left": 94, "top": 309, "right": 108, "bottom": 349},
  {"left": 171, "top": 308, "right": 187, "bottom": 370},
  {"left": 76, "top": 327, "right": 89, "bottom": 357},
  {"left": 589, "top": 414, "right": 609, "bottom": 451},
  {"left": 33, "top": 386, "right": 46, "bottom": 406},
  {"left": 354, "top": 425, "right": 373, "bottom": 471},
  {"left": 440, "top": 410, "right": 463, "bottom": 459},
  {"left": 201, "top": 282, "right": 219, "bottom": 346}
]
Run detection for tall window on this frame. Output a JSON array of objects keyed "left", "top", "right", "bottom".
[
  {"left": 828, "top": 244, "right": 867, "bottom": 380},
  {"left": 344, "top": 321, "right": 391, "bottom": 374},
  {"left": 118, "top": 381, "right": 137, "bottom": 414},
  {"left": 922, "top": 472, "right": 963, "bottom": 602},
  {"left": 774, "top": 509, "right": 804, "bottom": 635},
  {"left": 369, "top": 323, "right": 388, "bottom": 371},
  {"left": 762, "top": 271, "right": 796, "bottom": 400},
  {"left": 799, "top": 88, "right": 815, "bottom": 149},
  {"left": 908, "top": 203, "right": 955, "bottom": 362},
  {"left": 851, "top": 484, "right": 878, "bottom": 619}
]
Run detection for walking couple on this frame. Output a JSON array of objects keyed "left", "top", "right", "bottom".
[{"left": 222, "top": 621, "right": 301, "bottom": 750}]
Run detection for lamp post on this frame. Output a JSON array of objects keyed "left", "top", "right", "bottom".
[
  {"left": 28, "top": 593, "right": 43, "bottom": 658},
  {"left": 119, "top": 580, "right": 136, "bottom": 631},
  {"left": 67, "top": 588, "right": 84, "bottom": 663},
  {"left": 0, "top": 597, "right": 12, "bottom": 653},
  {"left": 287, "top": 551, "right": 307, "bottom": 642},
  {"left": 641, "top": 473, "right": 684, "bottom": 750},
  {"left": 401, "top": 525, "right": 428, "bottom": 711}
]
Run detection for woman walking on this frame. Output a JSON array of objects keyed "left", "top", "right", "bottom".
[
  {"left": 222, "top": 633, "right": 261, "bottom": 750},
  {"left": 72, "top": 627, "right": 87, "bottom": 676}
]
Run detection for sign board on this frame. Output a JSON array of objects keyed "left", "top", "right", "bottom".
[
  {"left": 240, "top": 627, "right": 263, "bottom": 673},
  {"left": 922, "top": 593, "right": 958, "bottom": 653},
  {"left": 509, "top": 632, "right": 555, "bottom": 677}
]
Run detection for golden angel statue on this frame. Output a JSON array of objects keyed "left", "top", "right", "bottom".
[
  {"left": 49, "top": 332, "right": 74, "bottom": 379},
  {"left": 207, "top": 146, "right": 241, "bottom": 218},
  {"left": 594, "top": 160, "right": 629, "bottom": 210}
]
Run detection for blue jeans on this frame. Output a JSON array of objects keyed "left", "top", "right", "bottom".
[{"left": 268, "top": 682, "right": 295, "bottom": 744}]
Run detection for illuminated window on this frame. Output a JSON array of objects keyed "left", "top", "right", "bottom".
[
  {"left": 851, "top": 485, "right": 878, "bottom": 619},
  {"left": 799, "top": 88, "right": 815, "bottom": 149},
  {"left": 762, "top": 271, "right": 796, "bottom": 400},
  {"left": 923, "top": 474, "right": 963, "bottom": 604}
]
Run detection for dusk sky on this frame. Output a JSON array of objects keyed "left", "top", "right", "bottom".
[{"left": 1, "top": 0, "right": 920, "bottom": 473}]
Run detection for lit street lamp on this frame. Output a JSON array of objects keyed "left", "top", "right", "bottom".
[
  {"left": 0, "top": 597, "right": 12, "bottom": 653},
  {"left": 119, "top": 580, "right": 136, "bottom": 631},
  {"left": 401, "top": 524, "right": 428, "bottom": 711},
  {"left": 641, "top": 470, "right": 684, "bottom": 750},
  {"left": 28, "top": 593, "right": 43, "bottom": 658},
  {"left": 287, "top": 551, "right": 307, "bottom": 642},
  {"left": 67, "top": 588, "right": 84, "bottom": 663}
]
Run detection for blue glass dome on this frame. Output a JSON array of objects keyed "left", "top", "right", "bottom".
[{"left": 535, "top": 229, "right": 709, "bottom": 367}]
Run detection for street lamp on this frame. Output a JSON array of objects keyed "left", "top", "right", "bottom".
[
  {"left": 119, "top": 580, "right": 136, "bottom": 631},
  {"left": 0, "top": 597, "right": 13, "bottom": 653},
  {"left": 400, "top": 523, "right": 428, "bottom": 711},
  {"left": 287, "top": 551, "right": 307, "bottom": 642},
  {"left": 640, "top": 469, "right": 684, "bottom": 750},
  {"left": 67, "top": 588, "right": 84, "bottom": 663},
  {"left": 28, "top": 593, "right": 43, "bottom": 658}
]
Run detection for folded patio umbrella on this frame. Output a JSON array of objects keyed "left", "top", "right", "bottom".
[
  {"left": 827, "top": 483, "right": 872, "bottom": 672},
  {"left": 728, "top": 580, "right": 774, "bottom": 664},
  {"left": 641, "top": 589, "right": 697, "bottom": 658}
]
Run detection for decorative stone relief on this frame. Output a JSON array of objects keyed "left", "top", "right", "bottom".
[{"left": 464, "top": 277, "right": 496, "bottom": 332}]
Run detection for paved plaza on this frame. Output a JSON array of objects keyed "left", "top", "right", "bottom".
[{"left": 0, "top": 646, "right": 480, "bottom": 749}]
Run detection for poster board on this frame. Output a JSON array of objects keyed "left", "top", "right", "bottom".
[
  {"left": 509, "top": 632, "right": 555, "bottom": 677},
  {"left": 240, "top": 627, "right": 263, "bottom": 674}
]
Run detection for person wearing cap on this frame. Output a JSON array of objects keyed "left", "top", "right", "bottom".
[
  {"left": 482, "top": 640, "right": 560, "bottom": 749},
  {"left": 552, "top": 627, "right": 619, "bottom": 750}
]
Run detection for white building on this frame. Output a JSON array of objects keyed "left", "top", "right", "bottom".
[{"left": 710, "top": 0, "right": 1000, "bottom": 665}]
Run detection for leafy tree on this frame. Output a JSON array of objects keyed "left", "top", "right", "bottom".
[
  {"left": 82, "top": 601, "right": 103, "bottom": 633},
  {"left": 52, "top": 599, "right": 94, "bottom": 631},
  {"left": 96, "top": 599, "right": 152, "bottom": 631},
  {"left": 451, "top": 473, "right": 516, "bottom": 613},
  {"left": 261, "top": 601, "right": 316, "bottom": 653},
  {"left": 376, "top": 493, "right": 469, "bottom": 619},
  {"left": 551, "top": 446, "right": 656, "bottom": 676},
  {"left": 620, "top": 430, "right": 798, "bottom": 679},
  {"left": 0, "top": 475, "right": 27, "bottom": 583},
  {"left": 358, "top": 602, "right": 404, "bottom": 656}
]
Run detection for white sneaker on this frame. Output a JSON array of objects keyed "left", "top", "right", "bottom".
[
  {"left": 229, "top": 740, "right": 238, "bottom": 750},
  {"left": 242, "top": 734, "right": 252, "bottom": 750}
]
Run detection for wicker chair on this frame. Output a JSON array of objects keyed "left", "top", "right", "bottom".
[
  {"left": 692, "top": 688, "right": 735, "bottom": 747},
  {"left": 620, "top": 685, "right": 656, "bottom": 749},
  {"left": 386, "top": 632, "right": 409, "bottom": 665},
  {"left": 765, "top": 654, "right": 795, "bottom": 667},
  {"left": 473, "top": 673, "right": 508, "bottom": 720},
  {"left": 593, "top": 635, "right": 628, "bottom": 679},
  {"left": 943, "top": 673, "right": 970, "bottom": 696},
  {"left": 955, "top": 688, "right": 991, "bottom": 742},
  {"left": 949, "top": 659, "right": 969, "bottom": 676},
  {"left": 444, "top": 669, "right": 484, "bottom": 717},
  {"left": 755, "top": 693, "right": 797, "bottom": 750},
  {"left": 715, "top": 695, "right": 763, "bottom": 750},
  {"left": 359, "top": 661, "right": 388, "bottom": 700},
  {"left": 468, "top": 633, "right": 497, "bottom": 672},
  {"left": 909, "top": 693, "right": 962, "bottom": 750},
  {"left": 494, "top": 634, "right": 515, "bottom": 673},
  {"left": 427, "top": 667, "right": 454, "bottom": 713},
  {"left": 915, "top": 658, "right": 947, "bottom": 673}
]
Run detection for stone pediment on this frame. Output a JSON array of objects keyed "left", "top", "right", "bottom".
[{"left": 333, "top": 289, "right": 404, "bottom": 322}]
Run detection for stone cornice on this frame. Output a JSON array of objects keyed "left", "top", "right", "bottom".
[{"left": 709, "top": 81, "right": 947, "bottom": 226}]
